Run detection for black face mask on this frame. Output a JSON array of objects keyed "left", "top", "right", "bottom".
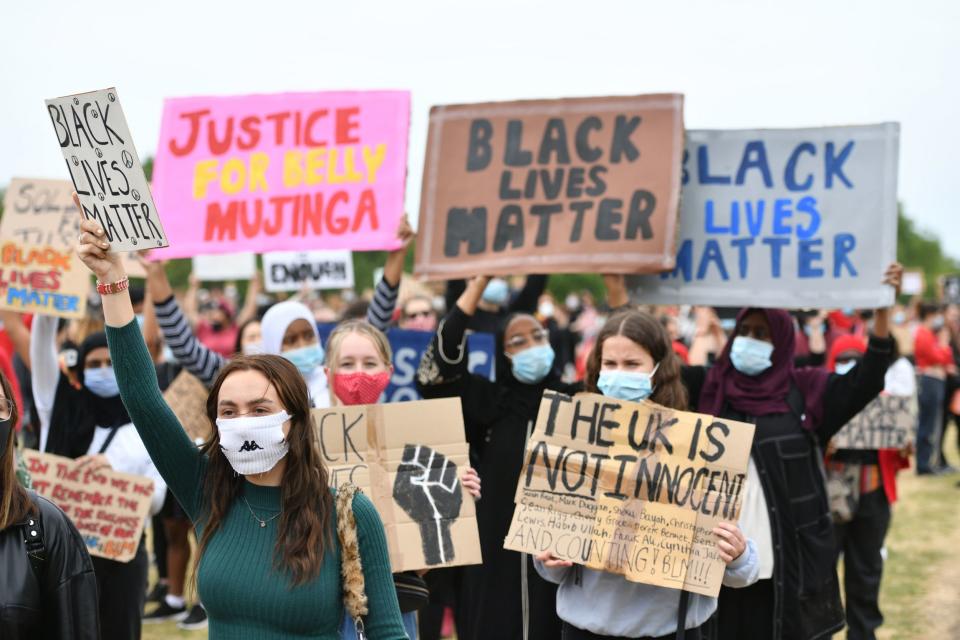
[{"left": 0, "top": 418, "right": 12, "bottom": 459}]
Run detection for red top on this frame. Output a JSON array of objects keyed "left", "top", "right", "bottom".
[{"left": 914, "top": 325, "right": 954, "bottom": 369}]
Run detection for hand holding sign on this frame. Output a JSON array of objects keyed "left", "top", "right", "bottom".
[
  {"left": 74, "top": 193, "right": 125, "bottom": 283},
  {"left": 393, "top": 444, "right": 464, "bottom": 566},
  {"left": 873, "top": 262, "right": 904, "bottom": 339}
]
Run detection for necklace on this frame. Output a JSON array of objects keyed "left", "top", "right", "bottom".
[{"left": 241, "top": 496, "right": 282, "bottom": 528}]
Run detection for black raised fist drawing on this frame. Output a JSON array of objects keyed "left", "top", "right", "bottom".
[{"left": 393, "top": 444, "right": 463, "bottom": 565}]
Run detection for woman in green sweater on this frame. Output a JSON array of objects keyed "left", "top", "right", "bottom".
[{"left": 76, "top": 210, "right": 408, "bottom": 638}]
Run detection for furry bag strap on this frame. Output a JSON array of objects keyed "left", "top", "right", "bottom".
[{"left": 336, "top": 483, "right": 369, "bottom": 640}]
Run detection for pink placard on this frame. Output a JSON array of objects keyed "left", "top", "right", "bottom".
[{"left": 152, "top": 91, "right": 410, "bottom": 258}]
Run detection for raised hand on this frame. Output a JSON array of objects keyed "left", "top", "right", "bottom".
[
  {"left": 73, "top": 193, "right": 124, "bottom": 282},
  {"left": 393, "top": 444, "right": 464, "bottom": 566}
]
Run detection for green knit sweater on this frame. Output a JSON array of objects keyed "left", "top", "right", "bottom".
[{"left": 106, "top": 321, "right": 407, "bottom": 639}]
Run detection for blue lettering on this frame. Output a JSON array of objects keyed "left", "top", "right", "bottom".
[
  {"left": 834, "top": 233, "right": 858, "bottom": 277},
  {"left": 795, "top": 196, "right": 821, "bottom": 240},
  {"left": 731, "top": 237, "right": 754, "bottom": 279},
  {"left": 825, "top": 141, "right": 855, "bottom": 189},
  {"left": 697, "top": 145, "right": 731, "bottom": 185},
  {"left": 745, "top": 200, "right": 765, "bottom": 237},
  {"left": 704, "top": 200, "right": 731, "bottom": 234},
  {"left": 798, "top": 239, "right": 824, "bottom": 278},
  {"left": 773, "top": 199, "right": 793, "bottom": 235},
  {"left": 697, "top": 240, "right": 729, "bottom": 281},
  {"left": 784, "top": 142, "right": 816, "bottom": 191},
  {"left": 665, "top": 239, "right": 694, "bottom": 282},
  {"left": 735, "top": 141, "right": 773, "bottom": 187},
  {"left": 762, "top": 237, "right": 790, "bottom": 278}
]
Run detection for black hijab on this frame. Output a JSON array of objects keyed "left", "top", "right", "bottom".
[{"left": 45, "top": 332, "right": 130, "bottom": 458}]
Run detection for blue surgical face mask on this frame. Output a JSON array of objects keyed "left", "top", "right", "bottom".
[
  {"left": 283, "top": 343, "right": 325, "bottom": 377},
  {"left": 730, "top": 336, "right": 774, "bottom": 376},
  {"left": 482, "top": 279, "right": 510, "bottom": 306},
  {"left": 892, "top": 311, "right": 906, "bottom": 325},
  {"left": 84, "top": 366, "right": 120, "bottom": 398},
  {"left": 509, "top": 344, "right": 555, "bottom": 384},
  {"left": 598, "top": 364, "right": 659, "bottom": 402},
  {"left": 932, "top": 316, "right": 946, "bottom": 331},
  {"left": 835, "top": 360, "right": 857, "bottom": 375}
]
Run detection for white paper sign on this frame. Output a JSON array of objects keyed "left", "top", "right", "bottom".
[
  {"left": 263, "top": 250, "right": 354, "bottom": 292},
  {"left": 45, "top": 87, "right": 168, "bottom": 252},
  {"left": 628, "top": 124, "right": 899, "bottom": 309},
  {"left": 191, "top": 252, "right": 257, "bottom": 281},
  {"left": 901, "top": 271, "right": 924, "bottom": 296}
]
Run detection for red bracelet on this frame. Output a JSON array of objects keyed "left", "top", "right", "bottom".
[{"left": 96, "top": 277, "right": 129, "bottom": 296}]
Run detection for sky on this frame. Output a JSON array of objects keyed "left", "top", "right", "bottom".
[{"left": 3, "top": 0, "right": 958, "bottom": 254}]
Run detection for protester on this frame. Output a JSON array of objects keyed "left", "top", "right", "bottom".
[
  {"left": 0, "top": 369, "right": 100, "bottom": 639},
  {"left": 685, "top": 263, "right": 902, "bottom": 640},
  {"left": 913, "top": 302, "right": 954, "bottom": 474},
  {"left": 399, "top": 295, "right": 439, "bottom": 332},
  {"left": 444, "top": 275, "right": 548, "bottom": 334},
  {"left": 75, "top": 215, "right": 408, "bottom": 639},
  {"left": 535, "top": 309, "right": 760, "bottom": 640},
  {"left": 937, "top": 303, "right": 960, "bottom": 472},
  {"left": 323, "top": 319, "right": 481, "bottom": 639},
  {"left": 417, "top": 275, "right": 626, "bottom": 640},
  {"left": 825, "top": 335, "right": 912, "bottom": 640},
  {"left": 181, "top": 273, "right": 258, "bottom": 358}
]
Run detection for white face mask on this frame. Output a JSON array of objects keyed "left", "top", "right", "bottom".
[{"left": 216, "top": 411, "right": 291, "bottom": 475}]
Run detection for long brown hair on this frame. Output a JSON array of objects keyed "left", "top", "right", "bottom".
[
  {"left": 585, "top": 309, "right": 688, "bottom": 411},
  {"left": 196, "top": 355, "right": 333, "bottom": 586},
  {"left": 0, "top": 371, "right": 34, "bottom": 531}
]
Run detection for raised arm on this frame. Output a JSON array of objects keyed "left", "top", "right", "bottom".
[
  {"left": 367, "top": 214, "right": 414, "bottom": 331},
  {"left": 142, "top": 254, "right": 225, "bottom": 386},
  {"left": 509, "top": 274, "right": 548, "bottom": 314},
  {"left": 29, "top": 314, "right": 62, "bottom": 452},
  {"left": 75, "top": 202, "right": 207, "bottom": 518}
]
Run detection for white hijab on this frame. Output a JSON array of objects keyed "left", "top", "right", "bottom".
[{"left": 260, "top": 300, "right": 329, "bottom": 408}]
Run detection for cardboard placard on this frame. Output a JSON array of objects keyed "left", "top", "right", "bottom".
[
  {"left": 0, "top": 178, "right": 88, "bottom": 318},
  {"left": 503, "top": 392, "right": 755, "bottom": 597},
  {"left": 628, "top": 124, "right": 900, "bottom": 309},
  {"left": 20, "top": 450, "right": 154, "bottom": 562},
  {"left": 151, "top": 91, "right": 410, "bottom": 259},
  {"left": 45, "top": 88, "right": 168, "bottom": 252},
  {"left": 162, "top": 370, "right": 212, "bottom": 442},
  {"left": 831, "top": 394, "right": 917, "bottom": 450},
  {"left": 313, "top": 398, "right": 482, "bottom": 572},
  {"left": 191, "top": 252, "right": 257, "bottom": 282},
  {"left": 415, "top": 95, "right": 685, "bottom": 279},
  {"left": 263, "top": 250, "right": 354, "bottom": 292}
]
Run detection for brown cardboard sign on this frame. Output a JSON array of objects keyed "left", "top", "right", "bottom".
[
  {"left": 503, "top": 392, "right": 754, "bottom": 597},
  {"left": 313, "top": 398, "right": 482, "bottom": 572},
  {"left": 831, "top": 394, "right": 916, "bottom": 450},
  {"left": 415, "top": 95, "right": 684, "bottom": 279},
  {"left": 163, "top": 370, "right": 212, "bottom": 442},
  {"left": 21, "top": 450, "right": 154, "bottom": 563},
  {"left": 0, "top": 178, "right": 89, "bottom": 319}
]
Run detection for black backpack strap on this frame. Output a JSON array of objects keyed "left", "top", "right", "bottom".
[
  {"left": 786, "top": 384, "right": 806, "bottom": 423},
  {"left": 22, "top": 505, "right": 46, "bottom": 583},
  {"left": 675, "top": 588, "right": 690, "bottom": 640},
  {"left": 98, "top": 426, "right": 121, "bottom": 454}
]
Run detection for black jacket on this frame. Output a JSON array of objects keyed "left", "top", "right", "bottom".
[
  {"left": 686, "top": 333, "right": 892, "bottom": 640},
  {"left": 0, "top": 491, "right": 100, "bottom": 639},
  {"left": 417, "top": 305, "right": 580, "bottom": 640}
]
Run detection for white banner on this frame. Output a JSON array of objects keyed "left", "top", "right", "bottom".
[
  {"left": 263, "top": 250, "right": 354, "bottom": 292},
  {"left": 191, "top": 252, "right": 256, "bottom": 281}
]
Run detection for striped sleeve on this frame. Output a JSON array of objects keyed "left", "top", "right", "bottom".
[
  {"left": 154, "top": 295, "right": 225, "bottom": 387},
  {"left": 366, "top": 277, "right": 400, "bottom": 332}
]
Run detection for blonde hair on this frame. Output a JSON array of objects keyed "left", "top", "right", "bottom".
[{"left": 325, "top": 321, "right": 392, "bottom": 372}]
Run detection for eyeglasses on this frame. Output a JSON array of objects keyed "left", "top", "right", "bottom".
[
  {"left": 404, "top": 310, "right": 433, "bottom": 319},
  {"left": 505, "top": 329, "right": 550, "bottom": 350},
  {"left": 0, "top": 398, "right": 13, "bottom": 421}
]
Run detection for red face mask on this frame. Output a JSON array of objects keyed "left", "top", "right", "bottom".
[{"left": 332, "top": 371, "right": 391, "bottom": 405}]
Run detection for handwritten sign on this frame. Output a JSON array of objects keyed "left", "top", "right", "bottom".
[
  {"left": 46, "top": 88, "right": 168, "bottom": 252},
  {"left": 151, "top": 91, "right": 410, "bottom": 259},
  {"left": 314, "top": 398, "right": 482, "bottom": 572},
  {"left": 0, "top": 178, "right": 88, "bottom": 318},
  {"left": 628, "top": 124, "right": 900, "bottom": 309},
  {"left": 415, "top": 95, "right": 684, "bottom": 279},
  {"left": 832, "top": 394, "right": 917, "bottom": 450},
  {"left": 21, "top": 450, "right": 154, "bottom": 562},
  {"left": 163, "top": 370, "right": 212, "bottom": 442},
  {"left": 503, "top": 392, "right": 754, "bottom": 596},
  {"left": 263, "top": 250, "right": 354, "bottom": 292}
]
